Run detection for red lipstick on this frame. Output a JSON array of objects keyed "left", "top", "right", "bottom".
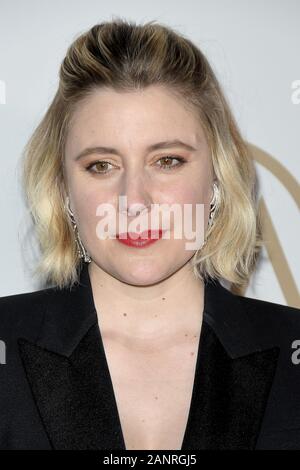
[{"left": 116, "top": 229, "right": 163, "bottom": 248}]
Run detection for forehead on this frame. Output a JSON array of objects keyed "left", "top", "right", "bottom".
[{"left": 66, "top": 85, "right": 206, "bottom": 152}]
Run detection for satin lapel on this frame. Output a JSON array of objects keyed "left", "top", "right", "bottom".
[
  {"left": 17, "top": 263, "right": 126, "bottom": 450},
  {"left": 18, "top": 321, "right": 126, "bottom": 450},
  {"left": 181, "top": 318, "right": 280, "bottom": 450}
]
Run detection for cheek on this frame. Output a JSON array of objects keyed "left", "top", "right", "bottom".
[
  {"left": 159, "top": 182, "right": 210, "bottom": 238},
  {"left": 159, "top": 181, "right": 207, "bottom": 206},
  {"left": 73, "top": 188, "right": 119, "bottom": 242},
  {"left": 70, "top": 171, "right": 114, "bottom": 210}
]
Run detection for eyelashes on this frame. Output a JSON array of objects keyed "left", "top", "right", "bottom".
[{"left": 85, "top": 155, "right": 187, "bottom": 175}]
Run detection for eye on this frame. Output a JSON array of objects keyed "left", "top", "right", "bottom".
[
  {"left": 155, "top": 156, "right": 186, "bottom": 170},
  {"left": 85, "top": 161, "right": 115, "bottom": 174},
  {"left": 85, "top": 155, "right": 186, "bottom": 175}
]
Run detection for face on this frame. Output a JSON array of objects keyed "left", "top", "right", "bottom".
[{"left": 64, "top": 85, "right": 214, "bottom": 286}]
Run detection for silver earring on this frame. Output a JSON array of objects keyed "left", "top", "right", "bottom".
[
  {"left": 198, "top": 182, "right": 220, "bottom": 250},
  {"left": 64, "top": 197, "right": 91, "bottom": 263},
  {"left": 207, "top": 181, "right": 220, "bottom": 228}
]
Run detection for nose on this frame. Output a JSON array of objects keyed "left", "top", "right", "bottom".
[{"left": 118, "top": 171, "right": 152, "bottom": 217}]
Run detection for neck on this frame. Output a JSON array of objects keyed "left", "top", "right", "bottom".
[{"left": 88, "top": 260, "right": 205, "bottom": 341}]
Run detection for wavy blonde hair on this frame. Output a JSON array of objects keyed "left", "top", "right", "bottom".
[{"left": 21, "top": 17, "right": 263, "bottom": 289}]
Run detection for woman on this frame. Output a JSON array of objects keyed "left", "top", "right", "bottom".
[{"left": 1, "top": 18, "right": 300, "bottom": 451}]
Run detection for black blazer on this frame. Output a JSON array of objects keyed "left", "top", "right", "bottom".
[{"left": 1, "top": 263, "right": 300, "bottom": 450}]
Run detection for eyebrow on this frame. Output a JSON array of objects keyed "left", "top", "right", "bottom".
[{"left": 74, "top": 139, "right": 197, "bottom": 161}]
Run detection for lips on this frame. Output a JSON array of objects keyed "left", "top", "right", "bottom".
[
  {"left": 117, "top": 230, "right": 162, "bottom": 240},
  {"left": 116, "top": 229, "right": 163, "bottom": 247}
]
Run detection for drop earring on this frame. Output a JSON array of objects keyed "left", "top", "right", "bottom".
[
  {"left": 199, "top": 181, "right": 220, "bottom": 250},
  {"left": 207, "top": 181, "right": 220, "bottom": 228},
  {"left": 64, "top": 196, "right": 92, "bottom": 263}
]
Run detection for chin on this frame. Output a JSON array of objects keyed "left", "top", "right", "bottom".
[{"left": 116, "top": 264, "right": 168, "bottom": 287}]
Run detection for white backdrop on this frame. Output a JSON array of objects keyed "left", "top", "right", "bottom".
[{"left": 0, "top": 0, "right": 299, "bottom": 307}]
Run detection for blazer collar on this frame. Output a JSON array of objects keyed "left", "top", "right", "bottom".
[
  {"left": 18, "top": 263, "right": 281, "bottom": 450},
  {"left": 32, "top": 262, "right": 277, "bottom": 359}
]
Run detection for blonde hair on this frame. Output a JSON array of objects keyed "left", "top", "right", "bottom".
[{"left": 21, "top": 17, "right": 263, "bottom": 289}]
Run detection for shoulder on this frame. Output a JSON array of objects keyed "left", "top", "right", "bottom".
[
  {"left": 214, "top": 278, "right": 300, "bottom": 336},
  {"left": 0, "top": 287, "right": 58, "bottom": 342},
  {"left": 235, "top": 292, "right": 300, "bottom": 345},
  {"left": 236, "top": 292, "right": 300, "bottom": 322}
]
